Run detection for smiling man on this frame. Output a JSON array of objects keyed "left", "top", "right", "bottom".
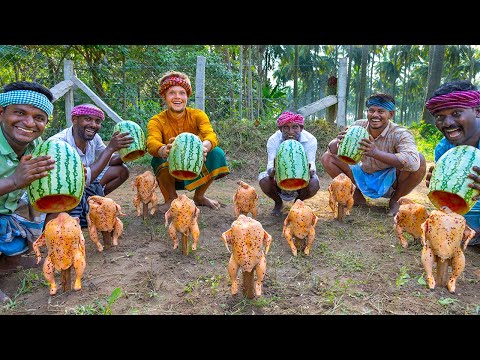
[
  {"left": 258, "top": 111, "right": 320, "bottom": 216},
  {"left": 147, "top": 71, "right": 230, "bottom": 213},
  {"left": 425, "top": 80, "right": 480, "bottom": 247},
  {"left": 0, "top": 81, "right": 56, "bottom": 302},
  {"left": 46, "top": 103, "right": 133, "bottom": 227},
  {"left": 321, "top": 92, "right": 426, "bottom": 216}
]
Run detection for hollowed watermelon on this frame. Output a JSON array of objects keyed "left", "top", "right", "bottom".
[
  {"left": 168, "top": 133, "right": 204, "bottom": 180},
  {"left": 113, "top": 120, "right": 146, "bottom": 162},
  {"left": 337, "top": 125, "right": 369, "bottom": 164},
  {"left": 428, "top": 145, "right": 480, "bottom": 215},
  {"left": 275, "top": 139, "right": 309, "bottom": 191},
  {"left": 27, "top": 139, "right": 85, "bottom": 213}
]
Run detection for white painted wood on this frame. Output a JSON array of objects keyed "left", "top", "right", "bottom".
[
  {"left": 64, "top": 60, "right": 75, "bottom": 126},
  {"left": 50, "top": 79, "right": 74, "bottom": 102},
  {"left": 336, "top": 57, "right": 348, "bottom": 128},
  {"left": 195, "top": 56, "right": 206, "bottom": 111},
  {"left": 71, "top": 76, "right": 123, "bottom": 123},
  {"left": 297, "top": 95, "right": 337, "bottom": 117}
]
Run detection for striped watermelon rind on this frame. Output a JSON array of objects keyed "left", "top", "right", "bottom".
[
  {"left": 337, "top": 125, "right": 369, "bottom": 164},
  {"left": 113, "top": 120, "right": 146, "bottom": 162},
  {"left": 274, "top": 139, "right": 309, "bottom": 191},
  {"left": 428, "top": 145, "right": 480, "bottom": 215},
  {"left": 27, "top": 139, "right": 85, "bottom": 213},
  {"left": 168, "top": 133, "right": 204, "bottom": 180}
]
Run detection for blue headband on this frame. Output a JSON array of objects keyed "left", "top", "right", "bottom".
[
  {"left": 367, "top": 98, "right": 395, "bottom": 111},
  {"left": 0, "top": 90, "right": 53, "bottom": 117}
]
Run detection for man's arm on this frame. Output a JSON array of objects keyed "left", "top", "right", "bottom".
[{"left": 89, "top": 131, "right": 133, "bottom": 183}]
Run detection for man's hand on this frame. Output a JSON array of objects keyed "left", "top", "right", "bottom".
[
  {"left": 358, "top": 135, "right": 378, "bottom": 157},
  {"left": 468, "top": 165, "right": 480, "bottom": 201},
  {"left": 108, "top": 131, "right": 134, "bottom": 152},
  {"left": 10, "top": 154, "right": 55, "bottom": 189}
]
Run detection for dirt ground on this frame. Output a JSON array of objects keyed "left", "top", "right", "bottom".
[{"left": 1, "top": 163, "right": 480, "bottom": 316}]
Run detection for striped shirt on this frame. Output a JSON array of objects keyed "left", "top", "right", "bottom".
[
  {"left": 0, "top": 128, "right": 42, "bottom": 214},
  {"left": 352, "top": 119, "right": 420, "bottom": 173}
]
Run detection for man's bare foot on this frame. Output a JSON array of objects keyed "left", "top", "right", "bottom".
[
  {"left": 271, "top": 202, "right": 283, "bottom": 216},
  {"left": 193, "top": 195, "right": 220, "bottom": 210},
  {"left": 387, "top": 198, "right": 400, "bottom": 217},
  {"left": 353, "top": 191, "right": 367, "bottom": 206},
  {"left": 158, "top": 200, "right": 174, "bottom": 213}
]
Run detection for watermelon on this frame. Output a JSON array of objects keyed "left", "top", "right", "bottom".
[
  {"left": 113, "top": 120, "right": 146, "bottom": 162},
  {"left": 337, "top": 125, "right": 369, "bottom": 164},
  {"left": 27, "top": 139, "right": 85, "bottom": 213},
  {"left": 274, "top": 139, "right": 310, "bottom": 191},
  {"left": 168, "top": 133, "right": 204, "bottom": 180},
  {"left": 428, "top": 145, "right": 480, "bottom": 215}
]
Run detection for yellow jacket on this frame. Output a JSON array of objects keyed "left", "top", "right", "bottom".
[{"left": 147, "top": 107, "right": 219, "bottom": 157}]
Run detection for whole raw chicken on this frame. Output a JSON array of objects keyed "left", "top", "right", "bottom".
[
  {"left": 393, "top": 197, "right": 429, "bottom": 248},
  {"left": 233, "top": 180, "right": 258, "bottom": 218},
  {"left": 165, "top": 194, "right": 200, "bottom": 254},
  {"left": 283, "top": 199, "right": 318, "bottom": 256},
  {"left": 132, "top": 170, "right": 158, "bottom": 217},
  {"left": 32, "top": 212, "right": 86, "bottom": 295},
  {"left": 221, "top": 214, "right": 272, "bottom": 297},
  {"left": 87, "top": 195, "right": 126, "bottom": 251},
  {"left": 328, "top": 173, "right": 355, "bottom": 222},
  {"left": 421, "top": 206, "right": 475, "bottom": 293}
]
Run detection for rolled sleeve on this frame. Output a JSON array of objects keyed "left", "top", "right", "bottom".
[{"left": 395, "top": 132, "right": 420, "bottom": 172}]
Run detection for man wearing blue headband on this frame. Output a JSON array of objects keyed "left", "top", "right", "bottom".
[
  {"left": 0, "top": 81, "right": 56, "bottom": 303},
  {"left": 321, "top": 92, "right": 426, "bottom": 217}
]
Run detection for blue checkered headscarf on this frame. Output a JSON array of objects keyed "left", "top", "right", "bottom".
[{"left": 0, "top": 90, "right": 53, "bottom": 117}]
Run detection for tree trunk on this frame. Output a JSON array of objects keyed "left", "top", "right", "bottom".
[
  {"left": 422, "top": 45, "right": 446, "bottom": 125},
  {"left": 356, "top": 45, "right": 369, "bottom": 120},
  {"left": 293, "top": 45, "right": 299, "bottom": 110},
  {"left": 326, "top": 76, "right": 338, "bottom": 124}
]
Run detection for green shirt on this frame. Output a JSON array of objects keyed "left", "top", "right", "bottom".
[{"left": 0, "top": 128, "right": 42, "bottom": 214}]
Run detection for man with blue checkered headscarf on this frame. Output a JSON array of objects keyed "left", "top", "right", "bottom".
[
  {"left": 321, "top": 92, "right": 427, "bottom": 217},
  {"left": 0, "top": 81, "right": 56, "bottom": 303}
]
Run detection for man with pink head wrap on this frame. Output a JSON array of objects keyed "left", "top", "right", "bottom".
[
  {"left": 45, "top": 103, "right": 134, "bottom": 228},
  {"left": 258, "top": 111, "right": 319, "bottom": 216},
  {"left": 425, "top": 80, "right": 480, "bottom": 247}
]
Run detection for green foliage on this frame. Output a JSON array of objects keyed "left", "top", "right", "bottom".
[
  {"left": 438, "top": 297, "right": 459, "bottom": 306},
  {"left": 66, "top": 287, "right": 123, "bottom": 315},
  {"left": 395, "top": 266, "right": 411, "bottom": 287},
  {"left": 408, "top": 121, "right": 443, "bottom": 162}
]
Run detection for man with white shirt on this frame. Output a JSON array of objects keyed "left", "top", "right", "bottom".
[
  {"left": 258, "top": 111, "right": 320, "bottom": 216},
  {"left": 46, "top": 104, "right": 133, "bottom": 227}
]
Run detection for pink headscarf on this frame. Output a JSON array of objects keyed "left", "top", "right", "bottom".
[
  {"left": 71, "top": 104, "right": 105, "bottom": 120},
  {"left": 425, "top": 90, "right": 480, "bottom": 115},
  {"left": 276, "top": 111, "right": 304, "bottom": 127}
]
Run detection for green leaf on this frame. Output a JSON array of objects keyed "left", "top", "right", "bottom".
[{"left": 438, "top": 297, "right": 458, "bottom": 306}]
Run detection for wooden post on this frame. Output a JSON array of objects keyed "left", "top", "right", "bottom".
[
  {"left": 182, "top": 234, "right": 189, "bottom": 256},
  {"left": 142, "top": 202, "right": 149, "bottom": 220},
  {"left": 195, "top": 56, "right": 206, "bottom": 111},
  {"left": 71, "top": 77, "right": 123, "bottom": 123},
  {"left": 61, "top": 267, "right": 72, "bottom": 292},
  {"left": 242, "top": 270, "right": 255, "bottom": 299},
  {"left": 337, "top": 204, "right": 345, "bottom": 222},
  {"left": 102, "top": 231, "right": 112, "bottom": 249},
  {"left": 337, "top": 57, "right": 348, "bottom": 128},
  {"left": 64, "top": 60, "right": 75, "bottom": 127},
  {"left": 436, "top": 259, "right": 450, "bottom": 287}
]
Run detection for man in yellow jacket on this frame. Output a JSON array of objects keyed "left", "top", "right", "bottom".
[{"left": 147, "top": 71, "right": 230, "bottom": 213}]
